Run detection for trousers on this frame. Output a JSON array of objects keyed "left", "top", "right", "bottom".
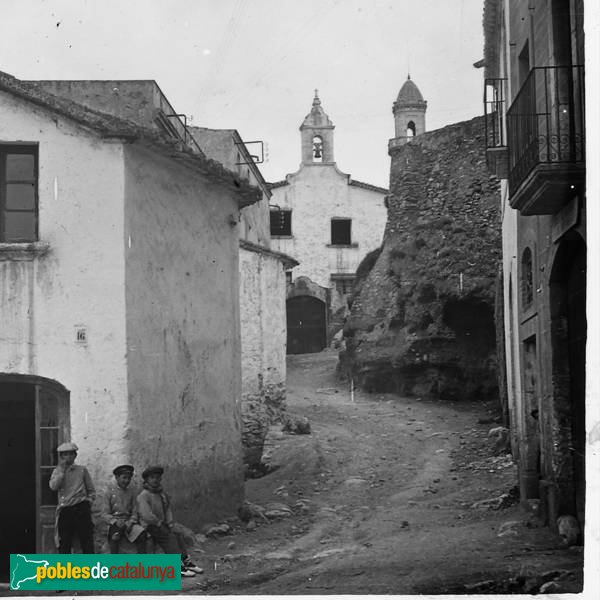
[
  {"left": 57, "top": 501, "right": 95, "bottom": 554},
  {"left": 107, "top": 523, "right": 147, "bottom": 554},
  {"left": 146, "top": 524, "right": 185, "bottom": 558}
]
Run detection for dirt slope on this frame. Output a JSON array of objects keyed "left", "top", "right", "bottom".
[{"left": 183, "top": 351, "right": 582, "bottom": 595}]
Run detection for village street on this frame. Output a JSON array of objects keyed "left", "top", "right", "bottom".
[{"left": 181, "top": 351, "right": 583, "bottom": 595}]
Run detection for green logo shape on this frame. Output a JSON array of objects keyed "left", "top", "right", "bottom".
[{"left": 10, "top": 554, "right": 181, "bottom": 591}]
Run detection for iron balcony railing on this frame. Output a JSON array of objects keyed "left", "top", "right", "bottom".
[
  {"left": 506, "top": 65, "right": 585, "bottom": 194},
  {"left": 484, "top": 78, "right": 507, "bottom": 148}
]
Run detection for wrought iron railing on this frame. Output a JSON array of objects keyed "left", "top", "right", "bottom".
[
  {"left": 484, "top": 78, "right": 507, "bottom": 148},
  {"left": 506, "top": 65, "right": 585, "bottom": 194}
]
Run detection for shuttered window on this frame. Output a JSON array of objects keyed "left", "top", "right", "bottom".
[{"left": 0, "top": 145, "right": 38, "bottom": 242}]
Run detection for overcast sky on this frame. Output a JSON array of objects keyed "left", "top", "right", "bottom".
[{"left": 1, "top": 0, "right": 486, "bottom": 187}]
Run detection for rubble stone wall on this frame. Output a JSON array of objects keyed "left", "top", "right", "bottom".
[{"left": 341, "top": 116, "right": 502, "bottom": 401}]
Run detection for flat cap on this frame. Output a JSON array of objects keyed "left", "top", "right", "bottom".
[
  {"left": 141, "top": 465, "right": 164, "bottom": 479},
  {"left": 57, "top": 442, "right": 78, "bottom": 453},
  {"left": 113, "top": 464, "right": 134, "bottom": 476}
]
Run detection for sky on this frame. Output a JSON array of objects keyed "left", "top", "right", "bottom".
[{"left": 0, "top": 0, "right": 487, "bottom": 188}]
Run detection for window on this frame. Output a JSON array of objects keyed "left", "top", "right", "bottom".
[
  {"left": 518, "top": 42, "right": 530, "bottom": 88},
  {"left": 333, "top": 276, "right": 355, "bottom": 295},
  {"left": 1, "top": 145, "right": 38, "bottom": 242},
  {"left": 285, "top": 271, "right": 293, "bottom": 285},
  {"left": 331, "top": 218, "right": 351, "bottom": 245},
  {"left": 312, "top": 136, "right": 323, "bottom": 162},
  {"left": 270, "top": 209, "right": 292, "bottom": 236},
  {"left": 406, "top": 121, "right": 416, "bottom": 138},
  {"left": 521, "top": 247, "right": 533, "bottom": 308}
]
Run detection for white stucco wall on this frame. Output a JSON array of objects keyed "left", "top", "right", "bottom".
[
  {"left": 501, "top": 181, "right": 524, "bottom": 460},
  {"left": 270, "top": 164, "right": 387, "bottom": 309},
  {"left": 190, "top": 127, "right": 271, "bottom": 246},
  {"left": 191, "top": 126, "right": 290, "bottom": 422},
  {"left": 0, "top": 90, "right": 129, "bottom": 478},
  {"left": 239, "top": 247, "right": 287, "bottom": 401},
  {"left": 123, "top": 145, "right": 244, "bottom": 525}
]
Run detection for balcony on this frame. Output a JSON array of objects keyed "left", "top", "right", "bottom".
[
  {"left": 484, "top": 78, "right": 508, "bottom": 178},
  {"left": 506, "top": 65, "right": 585, "bottom": 215}
]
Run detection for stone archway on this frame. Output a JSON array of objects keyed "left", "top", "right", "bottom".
[
  {"left": 286, "top": 276, "right": 331, "bottom": 355},
  {"left": 549, "top": 232, "right": 586, "bottom": 530}
]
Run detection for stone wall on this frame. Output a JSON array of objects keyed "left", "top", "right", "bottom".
[
  {"left": 341, "top": 116, "right": 502, "bottom": 401},
  {"left": 239, "top": 244, "right": 288, "bottom": 468}
]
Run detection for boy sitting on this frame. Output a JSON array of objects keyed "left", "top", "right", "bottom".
[
  {"left": 136, "top": 466, "right": 203, "bottom": 577},
  {"left": 100, "top": 464, "right": 146, "bottom": 553}
]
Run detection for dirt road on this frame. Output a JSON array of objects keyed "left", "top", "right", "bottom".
[{"left": 184, "top": 351, "right": 583, "bottom": 595}]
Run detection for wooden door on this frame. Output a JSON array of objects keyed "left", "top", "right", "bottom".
[
  {"left": 0, "top": 384, "right": 35, "bottom": 580},
  {"left": 287, "top": 296, "right": 327, "bottom": 354},
  {"left": 36, "top": 384, "right": 70, "bottom": 554}
]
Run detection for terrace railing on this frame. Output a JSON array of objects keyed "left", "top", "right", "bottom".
[{"left": 506, "top": 65, "right": 585, "bottom": 195}]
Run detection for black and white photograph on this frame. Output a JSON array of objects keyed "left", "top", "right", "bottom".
[{"left": 0, "top": 0, "right": 598, "bottom": 596}]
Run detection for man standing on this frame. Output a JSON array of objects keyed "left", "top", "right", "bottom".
[{"left": 49, "top": 442, "right": 96, "bottom": 553}]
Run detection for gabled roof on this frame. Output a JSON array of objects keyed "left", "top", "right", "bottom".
[
  {"left": 0, "top": 70, "right": 139, "bottom": 138},
  {"left": 0, "top": 70, "right": 261, "bottom": 207},
  {"left": 268, "top": 177, "right": 387, "bottom": 195},
  {"left": 348, "top": 179, "right": 388, "bottom": 194}
]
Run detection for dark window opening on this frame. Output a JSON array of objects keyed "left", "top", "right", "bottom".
[
  {"left": 551, "top": 0, "right": 573, "bottom": 65},
  {"left": 270, "top": 210, "right": 292, "bottom": 236},
  {"left": 285, "top": 271, "right": 293, "bottom": 285},
  {"left": 406, "top": 121, "right": 416, "bottom": 138},
  {"left": 521, "top": 247, "right": 534, "bottom": 308},
  {"left": 0, "top": 145, "right": 38, "bottom": 242},
  {"left": 331, "top": 218, "right": 351, "bottom": 245},
  {"left": 518, "top": 41, "right": 530, "bottom": 88},
  {"left": 312, "top": 136, "right": 323, "bottom": 162}
]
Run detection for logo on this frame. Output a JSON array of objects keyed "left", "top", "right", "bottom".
[{"left": 10, "top": 554, "right": 181, "bottom": 591}]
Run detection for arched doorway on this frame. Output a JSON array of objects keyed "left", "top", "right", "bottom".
[
  {"left": 0, "top": 375, "right": 69, "bottom": 579},
  {"left": 287, "top": 296, "right": 327, "bottom": 354},
  {"left": 549, "top": 232, "right": 586, "bottom": 531}
]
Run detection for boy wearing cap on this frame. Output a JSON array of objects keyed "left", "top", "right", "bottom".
[
  {"left": 100, "top": 465, "right": 146, "bottom": 554},
  {"left": 49, "top": 442, "right": 96, "bottom": 554},
  {"left": 137, "top": 466, "right": 203, "bottom": 577}
]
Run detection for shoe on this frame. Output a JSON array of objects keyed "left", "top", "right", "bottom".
[
  {"left": 181, "top": 567, "right": 196, "bottom": 578},
  {"left": 182, "top": 558, "right": 204, "bottom": 574}
]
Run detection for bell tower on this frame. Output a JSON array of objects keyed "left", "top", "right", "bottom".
[
  {"left": 389, "top": 74, "right": 427, "bottom": 153},
  {"left": 300, "top": 90, "right": 335, "bottom": 165}
]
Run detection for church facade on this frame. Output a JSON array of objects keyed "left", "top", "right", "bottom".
[{"left": 269, "top": 92, "right": 388, "bottom": 354}]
